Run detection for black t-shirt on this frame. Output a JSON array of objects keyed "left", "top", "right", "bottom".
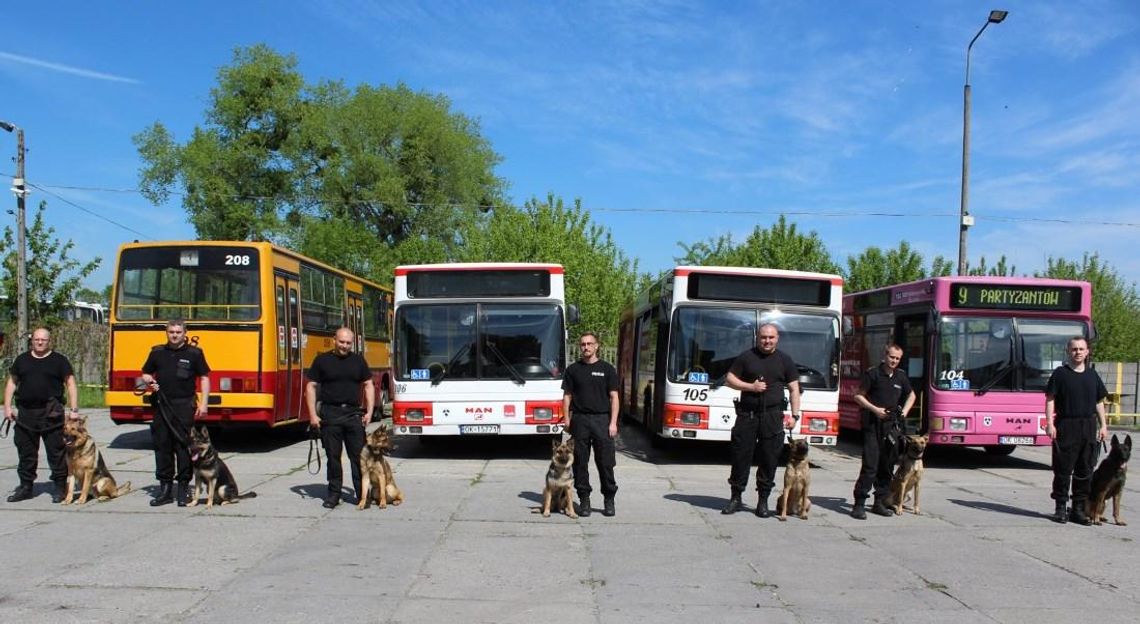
[
  {"left": 141, "top": 343, "right": 211, "bottom": 399},
  {"left": 562, "top": 359, "right": 619, "bottom": 414},
  {"left": 728, "top": 348, "right": 797, "bottom": 411},
  {"left": 306, "top": 351, "right": 371, "bottom": 405},
  {"left": 858, "top": 364, "right": 913, "bottom": 414},
  {"left": 9, "top": 351, "right": 74, "bottom": 407},
  {"left": 1046, "top": 364, "right": 1107, "bottom": 420}
]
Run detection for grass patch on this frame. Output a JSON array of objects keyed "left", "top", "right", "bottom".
[{"left": 79, "top": 385, "right": 107, "bottom": 409}]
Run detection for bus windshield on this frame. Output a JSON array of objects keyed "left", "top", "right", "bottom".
[
  {"left": 116, "top": 247, "right": 260, "bottom": 321},
  {"left": 667, "top": 307, "right": 839, "bottom": 389},
  {"left": 935, "top": 317, "right": 1085, "bottom": 392},
  {"left": 396, "top": 303, "right": 564, "bottom": 381}
]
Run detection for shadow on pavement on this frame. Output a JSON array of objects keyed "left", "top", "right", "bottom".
[
  {"left": 947, "top": 498, "right": 1052, "bottom": 519},
  {"left": 290, "top": 483, "right": 329, "bottom": 501},
  {"left": 107, "top": 426, "right": 303, "bottom": 454},
  {"left": 664, "top": 492, "right": 726, "bottom": 511},
  {"left": 389, "top": 435, "right": 554, "bottom": 460},
  {"left": 107, "top": 429, "right": 153, "bottom": 450},
  {"left": 809, "top": 495, "right": 853, "bottom": 515}
]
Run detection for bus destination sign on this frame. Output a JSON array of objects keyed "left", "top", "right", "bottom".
[{"left": 949, "top": 283, "right": 1081, "bottom": 312}]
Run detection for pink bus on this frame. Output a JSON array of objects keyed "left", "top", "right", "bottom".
[{"left": 840, "top": 277, "right": 1093, "bottom": 455}]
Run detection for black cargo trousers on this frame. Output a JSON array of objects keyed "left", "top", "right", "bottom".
[
  {"left": 571, "top": 412, "right": 618, "bottom": 500},
  {"left": 319, "top": 403, "right": 366, "bottom": 500},
  {"left": 728, "top": 405, "right": 785, "bottom": 498}
]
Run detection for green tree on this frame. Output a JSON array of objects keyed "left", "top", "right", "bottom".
[
  {"left": 675, "top": 216, "right": 840, "bottom": 274},
  {"left": 843, "top": 241, "right": 926, "bottom": 292},
  {"left": 135, "top": 44, "right": 505, "bottom": 277},
  {"left": 75, "top": 287, "right": 106, "bottom": 305},
  {"left": 459, "top": 195, "right": 644, "bottom": 344},
  {"left": 1038, "top": 253, "right": 1140, "bottom": 360},
  {"left": 1, "top": 201, "right": 101, "bottom": 326},
  {"left": 967, "top": 255, "right": 1017, "bottom": 277},
  {"left": 929, "top": 255, "right": 954, "bottom": 278}
]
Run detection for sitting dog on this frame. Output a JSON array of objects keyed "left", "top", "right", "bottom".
[
  {"left": 776, "top": 438, "right": 811, "bottom": 521},
  {"left": 1088, "top": 434, "right": 1130, "bottom": 526},
  {"left": 542, "top": 437, "right": 577, "bottom": 518},
  {"left": 358, "top": 424, "right": 404, "bottom": 510},
  {"left": 889, "top": 434, "right": 929, "bottom": 515},
  {"left": 61, "top": 416, "right": 131, "bottom": 504},
  {"left": 188, "top": 425, "right": 257, "bottom": 508}
]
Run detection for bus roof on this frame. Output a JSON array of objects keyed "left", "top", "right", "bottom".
[
  {"left": 674, "top": 265, "right": 843, "bottom": 285},
  {"left": 395, "top": 263, "right": 564, "bottom": 275},
  {"left": 847, "top": 275, "right": 1091, "bottom": 298}
]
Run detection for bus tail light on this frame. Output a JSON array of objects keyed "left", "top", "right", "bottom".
[
  {"left": 394, "top": 402, "right": 433, "bottom": 426},
  {"left": 525, "top": 401, "right": 562, "bottom": 424},
  {"left": 662, "top": 404, "right": 708, "bottom": 428},
  {"left": 1039, "top": 416, "right": 1047, "bottom": 431},
  {"left": 110, "top": 374, "right": 146, "bottom": 392},
  {"left": 949, "top": 417, "right": 968, "bottom": 431}
]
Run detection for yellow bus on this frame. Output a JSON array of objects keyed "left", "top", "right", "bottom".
[{"left": 105, "top": 241, "right": 392, "bottom": 428}]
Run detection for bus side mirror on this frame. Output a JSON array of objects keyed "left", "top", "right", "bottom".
[{"left": 567, "top": 304, "right": 580, "bottom": 325}]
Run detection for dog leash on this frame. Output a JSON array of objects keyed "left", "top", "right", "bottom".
[
  {"left": 785, "top": 412, "right": 801, "bottom": 444},
  {"left": 0, "top": 418, "right": 10, "bottom": 439},
  {"left": 135, "top": 384, "right": 190, "bottom": 447},
  {"left": 307, "top": 426, "right": 323, "bottom": 475}
]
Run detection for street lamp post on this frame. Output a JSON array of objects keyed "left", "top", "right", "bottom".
[
  {"left": 958, "top": 9, "right": 1008, "bottom": 276},
  {"left": 0, "top": 120, "right": 29, "bottom": 346}
]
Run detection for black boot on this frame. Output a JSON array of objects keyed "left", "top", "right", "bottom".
[
  {"left": 603, "top": 497, "right": 616, "bottom": 517},
  {"left": 851, "top": 499, "right": 868, "bottom": 520},
  {"left": 577, "top": 495, "right": 592, "bottom": 517},
  {"left": 51, "top": 481, "right": 69, "bottom": 504},
  {"left": 322, "top": 492, "right": 340, "bottom": 509},
  {"left": 1069, "top": 503, "right": 1091, "bottom": 526},
  {"left": 176, "top": 482, "right": 190, "bottom": 507},
  {"left": 7, "top": 483, "right": 34, "bottom": 503},
  {"left": 754, "top": 495, "right": 772, "bottom": 518},
  {"left": 871, "top": 498, "right": 895, "bottom": 517},
  {"left": 1053, "top": 501, "right": 1068, "bottom": 524},
  {"left": 150, "top": 482, "right": 174, "bottom": 507},
  {"left": 721, "top": 495, "right": 743, "bottom": 515}
]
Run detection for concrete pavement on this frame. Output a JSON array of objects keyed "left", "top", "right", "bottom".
[{"left": 1, "top": 410, "right": 1136, "bottom": 623}]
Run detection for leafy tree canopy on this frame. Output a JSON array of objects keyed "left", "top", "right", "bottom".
[
  {"left": 1039, "top": 253, "right": 1140, "bottom": 360},
  {"left": 675, "top": 215, "right": 840, "bottom": 274}
]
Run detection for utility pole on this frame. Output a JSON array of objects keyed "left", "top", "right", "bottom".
[{"left": 0, "top": 120, "right": 28, "bottom": 347}]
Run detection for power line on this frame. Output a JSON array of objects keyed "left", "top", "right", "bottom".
[
  {"left": 8, "top": 175, "right": 1140, "bottom": 229},
  {"left": 23, "top": 181, "right": 152, "bottom": 239}
]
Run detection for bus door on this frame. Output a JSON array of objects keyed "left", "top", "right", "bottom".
[
  {"left": 274, "top": 273, "right": 303, "bottom": 423},
  {"left": 895, "top": 314, "right": 928, "bottom": 433},
  {"left": 348, "top": 294, "right": 364, "bottom": 353},
  {"left": 633, "top": 308, "right": 656, "bottom": 424}
]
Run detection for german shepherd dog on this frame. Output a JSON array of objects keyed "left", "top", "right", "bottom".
[
  {"left": 889, "top": 434, "right": 929, "bottom": 515},
  {"left": 61, "top": 416, "right": 131, "bottom": 504},
  {"left": 1088, "top": 434, "right": 1130, "bottom": 526},
  {"left": 776, "top": 438, "right": 811, "bottom": 521},
  {"left": 188, "top": 425, "right": 257, "bottom": 509},
  {"left": 358, "top": 424, "right": 404, "bottom": 510},
  {"left": 542, "top": 437, "right": 577, "bottom": 518}
]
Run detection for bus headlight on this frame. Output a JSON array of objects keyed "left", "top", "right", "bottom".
[
  {"left": 808, "top": 418, "right": 827, "bottom": 432},
  {"left": 680, "top": 411, "right": 701, "bottom": 425},
  {"left": 949, "top": 417, "right": 968, "bottom": 431},
  {"left": 532, "top": 407, "right": 553, "bottom": 421},
  {"left": 219, "top": 378, "right": 232, "bottom": 392},
  {"left": 405, "top": 409, "right": 425, "bottom": 422}
]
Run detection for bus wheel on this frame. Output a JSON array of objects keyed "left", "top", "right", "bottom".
[{"left": 984, "top": 444, "right": 1016, "bottom": 456}]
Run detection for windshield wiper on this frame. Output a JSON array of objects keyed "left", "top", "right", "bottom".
[
  {"left": 431, "top": 343, "right": 470, "bottom": 386},
  {"left": 710, "top": 374, "right": 727, "bottom": 390},
  {"left": 974, "top": 360, "right": 1020, "bottom": 396},
  {"left": 485, "top": 341, "right": 526, "bottom": 385}
]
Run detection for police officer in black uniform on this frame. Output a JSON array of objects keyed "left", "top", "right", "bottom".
[
  {"left": 850, "top": 343, "right": 915, "bottom": 520},
  {"left": 1045, "top": 336, "right": 1108, "bottom": 525},
  {"left": 4, "top": 328, "right": 81, "bottom": 503},
  {"left": 141, "top": 319, "right": 211, "bottom": 507},
  {"left": 561, "top": 331, "right": 620, "bottom": 517},
  {"left": 721, "top": 323, "right": 802, "bottom": 518},
  {"left": 305, "top": 327, "right": 375, "bottom": 509}
]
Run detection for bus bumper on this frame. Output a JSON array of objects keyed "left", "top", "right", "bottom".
[
  {"left": 106, "top": 391, "right": 283, "bottom": 427},
  {"left": 393, "top": 423, "right": 565, "bottom": 436}
]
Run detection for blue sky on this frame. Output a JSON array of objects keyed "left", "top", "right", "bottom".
[{"left": 2, "top": 0, "right": 1139, "bottom": 291}]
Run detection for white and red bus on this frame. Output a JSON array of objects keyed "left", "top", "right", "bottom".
[
  {"left": 618, "top": 266, "right": 843, "bottom": 446},
  {"left": 390, "top": 263, "right": 577, "bottom": 437},
  {"left": 840, "top": 276, "right": 1093, "bottom": 454}
]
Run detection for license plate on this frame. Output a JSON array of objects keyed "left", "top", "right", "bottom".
[
  {"left": 459, "top": 424, "right": 500, "bottom": 435},
  {"left": 999, "top": 435, "right": 1035, "bottom": 445}
]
